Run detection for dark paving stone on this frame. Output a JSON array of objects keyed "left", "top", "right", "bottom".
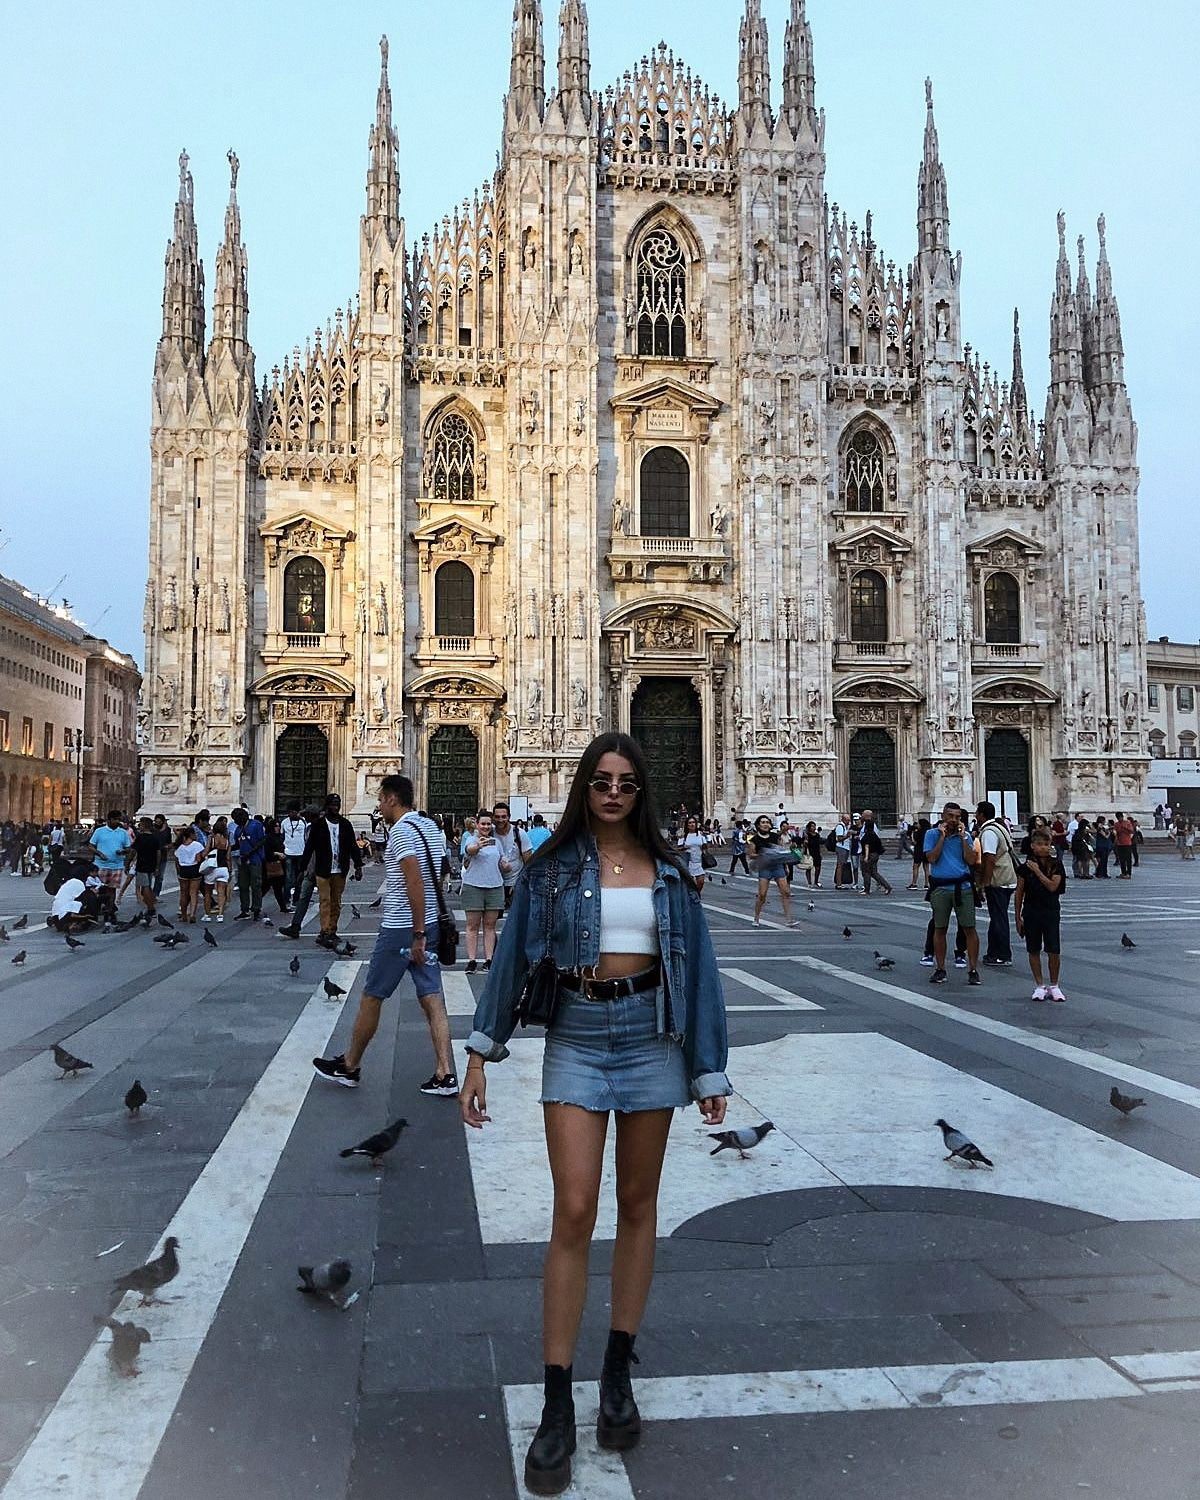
[
  {"left": 673, "top": 1187, "right": 874, "bottom": 1244},
  {"left": 1015, "top": 1270, "right": 1200, "bottom": 1328},
  {"left": 767, "top": 1211, "right": 1067, "bottom": 1268},
  {"left": 483, "top": 1237, "right": 769, "bottom": 1280},
  {"left": 853, "top": 1186, "right": 1112, "bottom": 1236},
  {"left": 361, "top": 1328, "right": 495, "bottom": 1394},
  {"left": 374, "top": 1239, "right": 486, "bottom": 1284},
  {"left": 347, "top": 1390, "right": 512, "bottom": 1500},
  {"left": 935, "top": 1310, "right": 1094, "bottom": 1363},
  {"left": 1076, "top": 1320, "right": 1200, "bottom": 1357}
]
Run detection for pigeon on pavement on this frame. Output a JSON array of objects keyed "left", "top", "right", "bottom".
[
  {"left": 340, "top": 1118, "right": 409, "bottom": 1167},
  {"left": 807, "top": 900, "right": 816, "bottom": 912},
  {"left": 124, "top": 1080, "right": 148, "bottom": 1116},
  {"left": 873, "top": 951, "right": 895, "bottom": 970},
  {"left": 13, "top": 914, "right": 28, "bottom": 930},
  {"left": 112, "top": 1236, "right": 180, "bottom": 1305},
  {"left": 297, "top": 1259, "right": 352, "bottom": 1301},
  {"left": 351, "top": 904, "right": 361, "bottom": 921},
  {"left": 52, "top": 1044, "right": 93, "bottom": 1078},
  {"left": 935, "top": 1118, "right": 994, "bottom": 1168},
  {"left": 323, "top": 976, "right": 346, "bottom": 1000},
  {"left": 65, "top": 934, "right": 85, "bottom": 950},
  {"left": 0, "top": 924, "right": 8, "bottom": 941},
  {"left": 842, "top": 926, "right": 853, "bottom": 939},
  {"left": 94, "top": 1315, "right": 151, "bottom": 1377},
  {"left": 11, "top": 950, "right": 26, "bottom": 965},
  {"left": 709, "top": 1121, "right": 775, "bottom": 1158},
  {"left": 1121, "top": 933, "right": 1136, "bottom": 950},
  {"left": 289, "top": 955, "right": 301, "bottom": 976},
  {"left": 203, "top": 929, "right": 218, "bottom": 948},
  {"left": 1110, "top": 1085, "right": 1146, "bottom": 1116},
  {"left": 156, "top": 914, "right": 174, "bottom": 929}
]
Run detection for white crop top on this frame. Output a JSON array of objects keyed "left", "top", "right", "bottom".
[{"left": 598, "top": 886, "right": 659, "bottom": 955}]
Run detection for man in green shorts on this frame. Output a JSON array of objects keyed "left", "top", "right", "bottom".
[{"left": 922, "top": 802, "right": 980, "bottom": 988}]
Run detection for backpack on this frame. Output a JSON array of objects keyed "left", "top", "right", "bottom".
[
  {"left": 824, "top": 830, "right": 837, "bottom": 852},
  {"left": 980, "top": 819, "right": 1017, "bottom": 887}
]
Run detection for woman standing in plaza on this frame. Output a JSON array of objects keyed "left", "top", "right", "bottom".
[
  {"left": 461, "top": 733, "right": 730, "bottom": 1497},
  {"left": 677, "top": 814, "right": 709, "bottom": 893},
  {"left": 749, "top": 813, "right": 799, "bottom": 927},
  {"left": 460, "top": 811, "right": 511, "bottom": 973}
]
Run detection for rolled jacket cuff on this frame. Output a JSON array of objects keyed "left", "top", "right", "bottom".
[
  {"left": 466, "top": 1030, "right": 510, "bottom": 1064},
  {"left": 690, "top": 1071, "right": 732, "bottom": 1101}
]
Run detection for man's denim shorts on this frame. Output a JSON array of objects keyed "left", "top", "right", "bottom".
[
  {"left": 541, "top": 987, "right": 690, "bottom": 1113},
  {"left": 362, "top": 927, "right": 442, "bottom": 1000}
]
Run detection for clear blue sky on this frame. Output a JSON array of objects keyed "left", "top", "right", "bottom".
[{"left": 0, "top": 0, "right": 1195, "bottom": 659}]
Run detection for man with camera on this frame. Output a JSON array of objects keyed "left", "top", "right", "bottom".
[{"left": 922, "top": 802, "right": 981, "bottom": 987}]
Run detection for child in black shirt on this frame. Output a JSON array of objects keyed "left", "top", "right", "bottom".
[{"left": 1015, "top": 829, "right": 1067, "bottom": 1002}]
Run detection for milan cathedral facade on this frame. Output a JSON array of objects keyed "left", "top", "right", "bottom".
[{"left": 140, "top": 0, "right": 1148, "bottom": 824}]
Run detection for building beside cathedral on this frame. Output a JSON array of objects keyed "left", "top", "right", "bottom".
[{"left": 140, "top": 1, "right": 1149, "bottom": 825}]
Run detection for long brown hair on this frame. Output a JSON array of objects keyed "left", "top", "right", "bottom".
[{"left": 536, "top": 732, "right": 685, "bottom": 872}]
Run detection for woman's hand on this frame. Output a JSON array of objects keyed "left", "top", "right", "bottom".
[
  {"left": 460, "top": 1066, "right": 491, "bottom": 1128},
  {"left": 697, "top": 1095, "right": 727, "bottom": 1126}
]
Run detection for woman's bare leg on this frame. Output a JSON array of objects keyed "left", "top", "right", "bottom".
[
  {"left": 482, "top": 909, "right": 500, "bottom": 960},
  {"left": 542, "top": 1104, "right": 609, "bottom": 1365},
  {"left": 465, "top": 910, "right": 481, "bottom": 961},
  {"left": 611, "top": 1109, "right": 673, "bottom": 1334}
]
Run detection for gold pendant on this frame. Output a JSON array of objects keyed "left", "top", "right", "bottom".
[{"left": 612, "top": 862, "right": 624, "bottom": 875}]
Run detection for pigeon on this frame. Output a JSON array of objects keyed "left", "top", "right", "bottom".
[
  {"left": 124, "top": 1080, "right": 148, "bottom": 1116},
  {"left": 842, "top": 926, "right": 853, "bottom": 939},
  {"left": 873, "top": 951, "right": 895, "bottom": 970},
  {"left": 807, "top": 900, "right": 816, "bottom": 912},
  {"left": 203, "top": 928, "right": 218, "bottom": 948},
  {"left": 351, "top": 904, "right": 361, "bottom": 921},
  {"left": 65, "top": 934, "right": 85, "bottom": 950},
  {"left": 53, "top": 1043, "right": 93, "bottom": 1078},
  {"left": 289, "top": 955, "right": 301, "bottom": 976},
  {"left": 112, "top": 1236, "right": 180, "bottom": 1305},
  {"left": 323, "top": 976, "right": 346, "bottom": 1000},
  {"left": 112, "top": 918, "right": 140, "bottom": 932},
  {"left": 1120, "top": 933, "right": 1136, "bottom": 950},
  {"left": 156, "top": 914, "right": 174, "bottom": 929},
  {"left": 340, "top": 1118, "right": 408, "bottom": 1167},
  {"left": 369, "top": 895, "right": 382, "bottom": 909},
  {"left": 0, "top": 923, "right": 8, "bottom": 941},
  {"left": 13, "top": 914, "right": 28, "bottom": 930},
  {"left": 155, "top": 932, "right": 187, "bottom": 949},
  {"left": 709, "top": 1121, "right": 775, "bottom": 1159},
  {"left": 297, "top": 1259, "right": 352, "bottom": 1301},
  {"left": 1110, "top": 1085, "right": 1146, "bottom": 1116},
  {"left": 11, "top": 950, "right": 26, "bottom": 965},
  {"left": 935, "top": 1118, "right": 994, "bottom": 1169},
  {"left": 94, "top": 1315, "right": 151, "bottom": 1377},
  {"left": 336, "top": 941, "right": 357, "bottom": 958}
]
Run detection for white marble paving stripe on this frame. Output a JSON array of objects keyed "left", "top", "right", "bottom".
[
  {"left": 1, "top": 961, "right": 360, "bottom": 1500},
  {"left": 720, "top": 967, "right": 822, "bottom": 1010},
  {"left": 442, "top": 968, "right": 478, "bottom": 1016},
  {"left": 703, "top": 900, "right": 790, "bottom": 932},
  {"left": 1111, "top": 1349, "right": 1200, "bottom": 1382},
  {"left": 793, "top": 953, "right": 1200, "bottom": 1113},
  {"left": 502, "top": 1391, "right": 636, "bottom": 1500}
]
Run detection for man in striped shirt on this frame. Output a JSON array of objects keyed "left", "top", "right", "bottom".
[{"left": 313, "top": 774, "right": 457, "bottom": 1096}]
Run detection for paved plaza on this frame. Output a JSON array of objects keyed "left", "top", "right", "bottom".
[{"left": 2, "top": 852, "right": 1200, "bottom": 1498}]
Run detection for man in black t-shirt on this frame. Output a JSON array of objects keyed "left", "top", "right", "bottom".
[
  {"left": 1015, "top": 829, "right": 1067, "bottom": 1003},
  {"left": 132, "top": 817, "right": 163, "bottom": 922}
]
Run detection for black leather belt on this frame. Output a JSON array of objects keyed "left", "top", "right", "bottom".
[{"left": 559, "top": 964, "right": 660, "bottom": 1001}]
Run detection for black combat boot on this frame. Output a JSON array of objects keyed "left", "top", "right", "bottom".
[
  {"left": 524, "top": 1363, "right": 576, "bottom": 1496},
  {"left": 596, "top": 1329, "right": 642, "bottom": 1451}
]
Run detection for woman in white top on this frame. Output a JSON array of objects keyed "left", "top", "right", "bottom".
[
  {"left": 460, "top": 812, "right": 512, "bottom": 972},
  {"left": 677, "top": 816, "right": 709, "bottom": 894},
  {"left": 173, "top": 827, "right": 207, "bottom": 923}
]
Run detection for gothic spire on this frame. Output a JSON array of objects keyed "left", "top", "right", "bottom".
[
  {"left": 1011, "top": 307, "right": 1027, "bottom": 423},
  {"left": 557, "top": 0, "right": 590, "bottom": 120},
  {"left": 1076, "top": 231, "right": 1097, "bottom": 391},
  {"left": 160, "top": 149, "right": 205, "bottom": 360},
  {"left": 365, "top": 36, "right": 401, "bottom": 246},
  {"left": 509, "top": 0, "right": 546, "bottom": 121},
  {"left": 1093, "top": 213, "right": 1126, "bottom": 390},
  {"left": 211, "top": 149, "right": 248, "bottom": 355},
  {"left": 782, "top": 0, "right": 816, "bottom": 132},
  {"left": 917, "top": 79, "right": 951, "bottom": 253},
  {"left": 738, "top": 0, "right": 772, "bottom": 124},
  {"left": 1048, "top": 210, "right": 1084, "bottom": 398}
]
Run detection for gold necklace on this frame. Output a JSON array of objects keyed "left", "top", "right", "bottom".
[{"left": 598, "top": 845, "right": 636, "bottom": 877}]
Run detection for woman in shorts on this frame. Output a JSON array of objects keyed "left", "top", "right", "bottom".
[
  {"left": 677, "top": 815, "right": 709, "bottom": 893},
  {"left": 749, "top": 814, "right": 799, "bottom": 928},
  {"left": 173, "top": 826, "right": 207, "bottom": 923},
  {"left": 201, "top": 815, "right": 232, "bottom": 922},
  {"left": 460, "top": 811, "right": 511, "bottom": 973}
]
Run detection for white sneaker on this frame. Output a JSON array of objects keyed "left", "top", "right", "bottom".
[
  {"left": 753, "top": 919, "right": 762, "bottom": 928},
  {"left": 1032, "top": 985, "right": 1047, "bottom": 1001},
  {"left": 200, "top": 915, "right": 211, "bottom": 923},
  {"left": 920, "top": 955, "right": 935, "bottom": 967},
  {"left": 1048, "top": 985, "right": 1066, "bottom": 1002},
  {"left": 216, "top": 914, "right": 224, "bottom": 922}
]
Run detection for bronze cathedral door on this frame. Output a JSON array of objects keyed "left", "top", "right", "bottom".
[{"left": 630, "top": 679, "right": 703, "bottom": 816}]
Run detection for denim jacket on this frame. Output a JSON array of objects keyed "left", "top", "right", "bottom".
[{"left": 466, "top": 836, "right": 731, "bottom": 1101}]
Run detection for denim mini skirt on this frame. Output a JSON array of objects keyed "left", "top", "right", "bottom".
[{"left": 541, "top": 987, "right": 691, "bottom": 1113}]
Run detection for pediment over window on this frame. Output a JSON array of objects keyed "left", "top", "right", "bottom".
[
  {"left": 834, "top": 676, "right": 922, "bottom": 703},
  {"left": 973, "top": 676, "right": 1057, "bottom": 704},
  {"left": 260, "top": 511, "right": 354, "bottom": 567},
  {"left": 610, "top": 377, "right": 721, "bottom": 417},
  {"left": 412, "top": 513, "right": 503, "bottom": 573},
  {"left": 830, "top": 524, "right": 912, "bottom": 562},
  {"left": 966, "top": 528, "right": 1042, "bottom": 568}
]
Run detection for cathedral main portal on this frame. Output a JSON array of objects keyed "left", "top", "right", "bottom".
[
  {"left": 275, "top": 724, "right": 329, "bottom": 814},
  {"left": 631, "top": 678, "right": 702, "bottom": 817}
]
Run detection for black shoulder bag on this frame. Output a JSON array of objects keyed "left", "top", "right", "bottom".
[
  {"left": 412, "top": 825, "right": 459, "bottom": 967},
  {"left": 515, "top": 858, "right": 560, "bottom": 1029}
]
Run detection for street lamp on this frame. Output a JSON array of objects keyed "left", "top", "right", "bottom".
[{"left": 66, "top": 729, "right": 94, "bottom": 824}]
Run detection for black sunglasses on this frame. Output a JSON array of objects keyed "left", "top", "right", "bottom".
[{"left": 587, "top": 776, "right": 640, "bottom": 796}]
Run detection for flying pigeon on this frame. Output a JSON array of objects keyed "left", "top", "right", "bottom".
[
  {"left": 336, "top": 941, "right": 357, "bottom": 957},
  {"left": 323, "top": 976, "right": 346, "bottom": 1000},
  {"left": 13, "top": 914, "right": 28, "bottom": 931},
  {"left": 112, "top": 1236, "right": 180, "bottom": 1305},
  {"left": 297, "top": 1259, "right": 352, "bottom": 1302},
  {"left": 65, "top": 934, "right": 85, "bottom": 950},
  {"left": 11, "top": 950, "right": 26, "bottom": 965},
  {"left": 709, "top": 1121, "right": 775, "bottom": 1159},
  {"left": 203, "top": 928, "right": 218, "bottom": 948},
  {"left": 53, "top": 1044, "right": 93, "bottom": 1078},
  {"left": 94, "top": 1315, "right": 151, "bottom": 1377},
  {"left": 351, "top": 904, "right": 361, "bottom": 921},
  {"left": 935, "top": 1118, "right": 994, "bottom": 1169},
  {"left": 842, "top": 926, "right": 853, "bottom": 939},
  {"left": 1110, "top": 1085, "right": 1146, "bottom": 1116},
  {"left": 156, "top": 914, "right": 174, "bottom": 929},
  {"left": 369, "top": 896, "right": 382, "bottom": 909},
  {"left": 124, "top": 1080, "right": 148, "bottom": 1116},
  {"left": 873, "top": 951, "right": 895, "bottom": 970},
  {"left": 1120, "top": 933, "right": 1136, "bottom": 950},
  {"left": 289, "top": 955, "right": 301, "bottom": 976},
  {"left": 340, "top": 1118, "right": 409, "bottom": 1167}
]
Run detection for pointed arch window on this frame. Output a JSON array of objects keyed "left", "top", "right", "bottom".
[
  {"left": 849, "top": 570, "right": 888, "bottom": 643},
  {"left": 984, "top": 571, "right": 1021, "bottom": 644},
  {"left": 636, "top": 229, "right": 687, "bottom": 358},
  {"left": 639, "top": 447, "right": 690, "bottom": 537},
  {"left": 283, "top": 557, "right": 326, "bottom": 634},
  {"left": 428, "top": 412, "right": 478, "bottom": 504},
  {"left": 434, "top": 561, "right": 475, "bottom": 638},
  {"left": 843, "top": 428, "right": 886, "bottom": 511}
]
